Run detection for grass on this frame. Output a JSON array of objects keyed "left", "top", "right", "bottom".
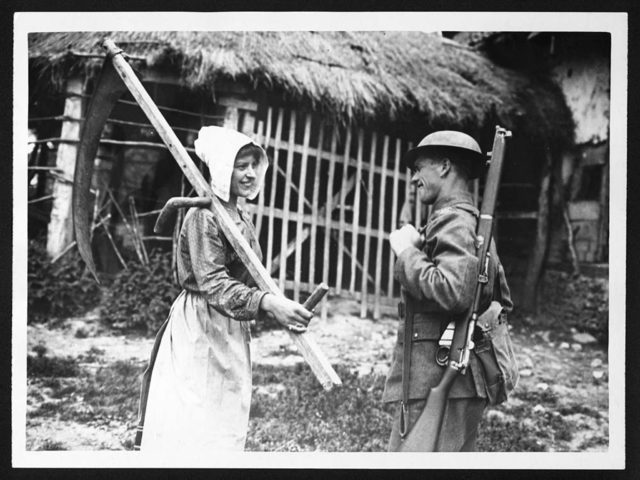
[
  {"left": 28, "top": 354, "right": 80, "bottom": 378},
  {"left": 37, "top": 439, "right": 68, "bottom": 451},
  {"left": 477, "top": 386, "right": 572, "bottom": 452},
  {"left": 247, "top": 364, "right": 393, "bottom": 452},
  {"left": 27, "top": 354, "right": 142, "bottom": 428},
  {"left": 248, "top": 364, "right": 604, "bottom": 452},
  {"left": 26, "top": 352, "right": 608, "bottom": 452}
]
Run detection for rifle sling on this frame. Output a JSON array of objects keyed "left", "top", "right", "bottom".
[{"left": 400, "top": 290, "right": 412, "bottom": 437}]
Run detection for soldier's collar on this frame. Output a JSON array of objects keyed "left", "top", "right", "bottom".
[{"left": 431, "top": 189, "right": 476, "bottom": 213}]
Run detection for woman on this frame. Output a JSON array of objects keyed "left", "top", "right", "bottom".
[{"left": 140, "top": 126, "right": 312, "bottom": 453}]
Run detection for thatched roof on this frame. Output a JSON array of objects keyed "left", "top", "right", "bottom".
[{"left": 29, "top": 31, "right": 574, "bottom": 148}]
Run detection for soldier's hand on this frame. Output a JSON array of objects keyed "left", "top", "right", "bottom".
[
  {"left": 259, "top": 294, "right": 312, "bottom": 333},
  {"left": 389, "top": 224, "right": 422, "bottom": 256}
]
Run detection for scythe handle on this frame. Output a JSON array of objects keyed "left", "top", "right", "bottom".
[
  {"left": 102, "top": 38, "right": 341, "bottom": 390},
  {"left": 303, "top": 283, "right": 330, "bottom": 311},
  {"left": 153, "top": 197, "right": 211, "bottom": 234}
]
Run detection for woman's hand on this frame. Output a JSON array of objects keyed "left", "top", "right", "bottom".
[{"left": 259, "top": 294, "right": 313, "bottom": 333}]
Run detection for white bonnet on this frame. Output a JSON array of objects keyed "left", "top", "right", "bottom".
[{"left": 194, "top": 126, "right": 269, "bottom": 202}]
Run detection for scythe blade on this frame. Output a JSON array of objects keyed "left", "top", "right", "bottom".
[{"left": 72, "top": 59, "right": 127, "bottom": 283}]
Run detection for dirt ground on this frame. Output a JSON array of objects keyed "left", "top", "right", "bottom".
[{"left": 24, "top": 296, "right": 609, "bottom": 451}]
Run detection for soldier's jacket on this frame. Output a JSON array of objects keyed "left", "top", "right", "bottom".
[{"left": 382, "top": 189, "right": 513, "bottom": 402}]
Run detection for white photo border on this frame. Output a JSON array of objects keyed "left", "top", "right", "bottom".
[{"left": 12, "top": 10, "right": 627, "bottom": 469}]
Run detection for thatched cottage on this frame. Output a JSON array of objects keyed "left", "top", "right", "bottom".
[
  {"left": 453, "top": 31, "right": 611, "bottom": 308},
  {"left": 27, "top": 31, "right": 576, "bottom": 316}
]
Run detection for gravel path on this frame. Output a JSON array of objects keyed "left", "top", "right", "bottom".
[{"left": 24, "top": 296, "right": 609, "bottom": 452}]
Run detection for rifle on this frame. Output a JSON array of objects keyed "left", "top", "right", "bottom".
[
  {"left": 72, "top": 39, "right": 341, "bottom": 391},
  {"left": 397, "top": 126, "right": 511, "bottom": 452}
]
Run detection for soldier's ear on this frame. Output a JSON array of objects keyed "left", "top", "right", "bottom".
[{"left": 440, "top": 157, "right": 452, "bottom": 177}]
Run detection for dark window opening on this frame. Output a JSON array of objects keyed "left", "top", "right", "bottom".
[{"left": 576, "top": 164, "right": 603, "bottom": 201}]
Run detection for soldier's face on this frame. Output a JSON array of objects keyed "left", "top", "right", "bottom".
[
  {"left": 411, "top": 156, "right": 444, "bottom": 205},
  {"left": 230, "top": 153, "right": 259, "bottom": 198}
]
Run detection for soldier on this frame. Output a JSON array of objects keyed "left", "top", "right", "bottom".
[{"left": 383, "top": 131, "right": 513, "bottom": 452}]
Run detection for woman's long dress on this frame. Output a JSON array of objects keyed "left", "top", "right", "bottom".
[{"left": 141, "top": 205, "right": 265, "bottom": 453}]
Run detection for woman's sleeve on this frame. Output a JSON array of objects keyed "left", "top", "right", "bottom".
[{"left": 184, "top": 208, "right": 267, "bottom": 321}]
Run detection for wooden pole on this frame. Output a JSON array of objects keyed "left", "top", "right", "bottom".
[
  {"left": 309, "top": 123, "right": 324, "bottom": 288},
  {"left": 254, "top": 113, "right": 271, "bottom": 238},
  {"left": 336, "top": 128, "right": 351, "bottom": 294},
  {"left": 129, "top": 196, "right": 149, "bottom": 265},
  {"left": 104, "top": 40, "right": 340, "bottom": 389},
  {"left": 596, "top": 159, "right": 609, "bottom": 262},
  {"left": 294, "top": 113, "right": 312, "bottom": 302},
  {"left": 563, "top": 206, "right": 580, "bottom": 275},
  {"left": 66, "top": 88, "right": 224, "bottom": 116},
  {"left": 400, "top": 144, "right": 414, "bottom": 229},
  {"left": 279, "top": 110, "right": 297, "bottom": 292},
  {"left": 349, "top": 129, "right": 364, "bottom": 294},
  {"left": 388, "top": 139, "right": 401, "bottom": 298},
  {"left": 91, "top": 187, "right": 102, "bottom": 230},
  {"left": 411, "top": 140, "right": 420, "bottom": 228},
  {"left": 266, "top": 108, "right": 284, "bottom": 275},
  {"left": 360, "top": 132, "right": 377, "bottom": 319},
  {"left": 259, "top": 204, "right": 383, "bottom": 234},
  {"left": 555, "top": 155, "right": 580, "bottom": 275},
  {"left": 248, "top": 119, "right": 264, "bottom": 226},
  {"left": 47, "top": 77, "right": 83, "bottom": 258},
  {"left": 222, "top": 98, "right": 240, "bottom": 130},
  {"left": 101, "top": 221, "right": 127, "bottom": 270},
  {"left": 321, "top": 127, "right": 338, "bottom": 320},
  {"left": 522, "top": 144, "right": 553, "bottom": 312},
  {"left": 50, "top": 213, "right": 112, "bottom": 264},
  {"left": 107, "top": 189, "right": 146, "bottom": 265},
  {"left": 374, "top": 135, "right": 390, "bottom": 320},
  {"left": 28, "top": 195, "right": 55, "bottom": 205}
]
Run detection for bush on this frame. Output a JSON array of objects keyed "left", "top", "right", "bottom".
[
  {"left": 27, "top": 354, "right": 80, "bottom": 378},
  {"left": 100, "top": 250, "right": 179, "bottom": 334},
  {"left": 28, "top": 239, "right": 102, "bottom": 324},
  {"left": 538, "top": 271, "right": 608, "bottom": 343}
]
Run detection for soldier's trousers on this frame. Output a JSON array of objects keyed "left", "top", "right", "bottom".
[{"left": 387, "top": 397, "right": 487, "bottom": 452}]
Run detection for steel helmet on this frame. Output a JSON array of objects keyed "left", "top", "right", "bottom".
[{"left": 403, "top": 130, "right": 485, "bottom": 178}]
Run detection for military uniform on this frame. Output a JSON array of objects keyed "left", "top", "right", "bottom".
[{"left": 383, "top": 189, "right": 513, "bottom": 451}]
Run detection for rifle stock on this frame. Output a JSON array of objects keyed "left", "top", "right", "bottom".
[
  {"left": 398, "top": 367, "right": 458, "bottom": 451},
  {"left": 397, "top": 126, "right": 510, "bottom": 452}
]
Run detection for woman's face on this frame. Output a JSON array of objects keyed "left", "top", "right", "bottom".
[{"left": 229, "top": 152, "right": 260, "bottom": 199}]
